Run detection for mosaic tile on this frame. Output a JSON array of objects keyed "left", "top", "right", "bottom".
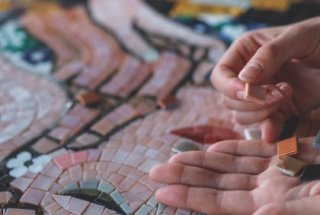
[
  {"left": 0, "top": 191, "right": 12, "bottom": 203},
  {"left": 20, "top": 188, "right": 45, "bottom": 205},
  {"left": 76, "top": 91, "right": 103, "bottom": 106},
  {"left": 84, "top": 203, "right": 105, "bottom": 215},
  {"left": 157, "top": 96, "right": 180, "bottom": 110},
  {"left": 277, "top": 136, "right": 298, "bottom": 159},
  {"left": 135, "top": 204, "right": 153, "bottom": 215},
  {"left": 244, "top": 128, "right": 262, "bottom": 140},
  {"left": 4, "top": 208, "right": 36, "bottom": 215},
  {"left": 276, "top": 156, "right": 305, "bottom": 177},
  {"left": 172, "top": 142, "right": 200, "bottom": 154},
  {"left": 31, "top": 138, "right": 60, "bottom": 154},
  {"left": 67, "top": 197, "right": 90, "bottom": 214},
  {"left": 0, "top": 1, "right": 304, "bottom": 214},
  {"left": 245, "top": 83, "right": 266, "bottom": 105},
  {"left": 53, "top": 194, "right": 71, "bottom": 210},
  {"left": 300, "top": 165, "right": 320, "bottom": 181}
]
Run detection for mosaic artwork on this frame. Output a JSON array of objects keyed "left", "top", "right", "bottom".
[{"left": 0, "top": 0, "right": 319, "bottom": 214}]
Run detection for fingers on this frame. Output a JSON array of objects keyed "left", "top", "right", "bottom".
[
  {"left": 88, "top": 0, "right": 160, "bottom": 62},
  {"left": 136, "top": 3, "right": 226, "bottom": 52},
  {"left": 211, "top": 39, "right": 251, "bottom": 99},
  {"left": 222, "top": 82, "right": 292, "bottom": 113},
  {"left": 253, "top": 196, "right": 320, "bottom": 215},
  {"left": 238, "top": 22, "right": 320, "bottom": 84},
  {"left": 207, "top": 140, "right": 276, "bottom": 157},
  {"left": 260, "top": 112, "right": 287, "bottom": 142},
  {"left": 149, "top": 163, "right": 257, "bottom": 190},
  {"left": 168, "top": 151, "right": 270, "bottom": 174},
  {"left": 155, "top": 185, "right": 256, "bottom": 215},
  {"left": 233, "top": 105, "right": 282, "bottom": 125}
]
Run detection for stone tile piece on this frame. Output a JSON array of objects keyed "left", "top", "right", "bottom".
[
  {"left": 172, "top": 142, "right": 199, "bottom": 154},
  {"left": 10, "top": 177, "right": 33, "bottom": 192},
  {"left": 76, "top": 91, "right": 102, "bottom": 106},
  {"left": 123, "top": 153, "right": 145, "bottom": 168},
  {"left": 71, "top": 151, "right": 88, "bottom": 164},
  {"left": 244, "top": 128, "right": 262, "bottom": 140},
  {"left": 42, "top": 163, "right": 63, "bottom": 177},
  {"left": 98, "top": 181, "right": 115, "bottom": 194},
  {"left": 157, "top": 96, "right": 180, "bottom": 110},
  {"left": 156, "top": 203, "right": 167, "bottom": 215},
  {"left": 53, "top": 194, "right": 71, "bottom": 209},
  {"left": 0, "top": 192, "right": 11, "bottom": 203},
  {"left": 67, "top": 197, "right": 90, "bottom": 215},
  {"left": 277, "top": 136, "right": 298, "bottom": 159},
  {"left": 31, "top": 138, "right": 59, "bottom": 153},
  {"left": 120, "top": 202, "right": 131, "bottom": 215},
  {"left": 4, "top": 208, "right": 36, "bottom": 215},
  {"left": 300, "top": 165, "right": 320, "bottom": 181},
  {"left": 55, "top": 208, "right": 70, "bottom": 215},
  {"left": 80, "top": 179, "right": 99, "bottom": 189},
  {"left": 84, "top": 203, "right": 105, "bottom": 215},
  {"left": 110, "top": 190, "right": 125, "bottom": 204},
  {"left": 31, "top": 174, "right": 55, "bottom": 190},
  {"left": 135, "top": 204, "right": 153, "bottom": 215},
  {"left": 54, "top": 154, "right": 74, "bottom": 170},
  {"left": 58, "top": 182, "right": 79, "bottom": 195},
  {"left": 20, "top": 188, "right": 45, "bottom": 205},
  {"left": 147, "top": 195, "right": 158, "bottom": 207},
  {"left": 244, "top": 83, "right": 266, "bottom": 105},
  {"left": 138, "top": 159, "right": 160, "bottom": 173},
  {"left": 44, "top": 202, "right": 61, "bottom": 214},
  {"left": 112, "top": 150, "right": 129, "bottom": 164},
  {"left": 276, "top": 156, "right": 305, "bottom": 177}
]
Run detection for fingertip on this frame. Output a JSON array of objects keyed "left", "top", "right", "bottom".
[
  {"left": 265, "top": 82, "right": 292, "bottom": 105},
  {"left": 260, "top": 116, "right": 284, "bottom": 143},
  {"left": 211, "top": 65, "right": 246, "bottom": 99},
  {"left": 149, "top": 164, "right": 164, "bottom": 180},
  {"left": 276, "top": 82, "right": 293, "bottom": 97}
]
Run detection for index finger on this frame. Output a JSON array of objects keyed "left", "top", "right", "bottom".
[{"left": 211, "top": 34, "right": 255, "bottom": 99}]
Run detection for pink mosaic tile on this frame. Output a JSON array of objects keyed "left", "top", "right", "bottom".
[
  {"left": 5, "top": 208, "right": 36, "bottom": 215},
  {"left": 67, "top": 197, "right": 90, "bottom": 214},
  {"left": 20, "top": 188, "right": 45, "bottom": 205}
]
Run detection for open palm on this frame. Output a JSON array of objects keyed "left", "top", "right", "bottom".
[{"left": 150, "top": 137, "right": 320, "bottom": 214}]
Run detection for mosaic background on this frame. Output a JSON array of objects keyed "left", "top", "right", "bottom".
[{"left": 0, "top": 0, "right": 319, "bottom": 214}]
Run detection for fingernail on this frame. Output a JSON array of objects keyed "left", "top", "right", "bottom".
[
  {"left": 239, "top": 61, "right": 263, "bottom": 82},
  {"left": 279, "top": 84, "right": 290, "bottom": 95},
  {"left": 236, "top": 91, "right": 245, "bottom": 100}
]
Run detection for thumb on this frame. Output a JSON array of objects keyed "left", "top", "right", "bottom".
[{"left": 238, "top": 27, "right": 315, "bottom": 83}]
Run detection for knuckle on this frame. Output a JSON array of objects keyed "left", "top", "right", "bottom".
[{"left": 262, "top": 42, "right": 280, "bottom": 57}]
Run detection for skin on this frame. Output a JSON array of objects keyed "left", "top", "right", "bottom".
[
  {"left": 211, "top": 17, "right": 320, "bottom": 142},
  {"left": 150, "top": 137, "right": 320, "bottom": 215},
  {"left": 88, "top": 0, "right": 225, "bottom": 62}
]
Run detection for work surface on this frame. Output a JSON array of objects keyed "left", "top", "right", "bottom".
[{"left": 0, "top": 1, "right": 319, "bottom": 214}]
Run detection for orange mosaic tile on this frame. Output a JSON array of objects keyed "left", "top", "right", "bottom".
[{"left": 277, "top": 136, "right": 298, "bottom": 159}]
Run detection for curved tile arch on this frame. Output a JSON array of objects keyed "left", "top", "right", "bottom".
[
  {"left": 0, "top": 56, "right": 69, "bottom": 161},
  {"left": 57, "top": 179, "right": 130, "bottom": 214}
]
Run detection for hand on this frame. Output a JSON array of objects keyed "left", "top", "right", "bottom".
[
  {"left": 88, "top": 0, "right": 225, "bottom": 62},
  {"left": 150, "top": 137, "right": 320, "bottom": 214},
  {"left": 211, "top": 17, "right": 320, "bottom": 142}
]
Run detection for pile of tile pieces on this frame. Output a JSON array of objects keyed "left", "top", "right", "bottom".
[{"left": 276, "top": 133, "right": 320, "bottom": 181}]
